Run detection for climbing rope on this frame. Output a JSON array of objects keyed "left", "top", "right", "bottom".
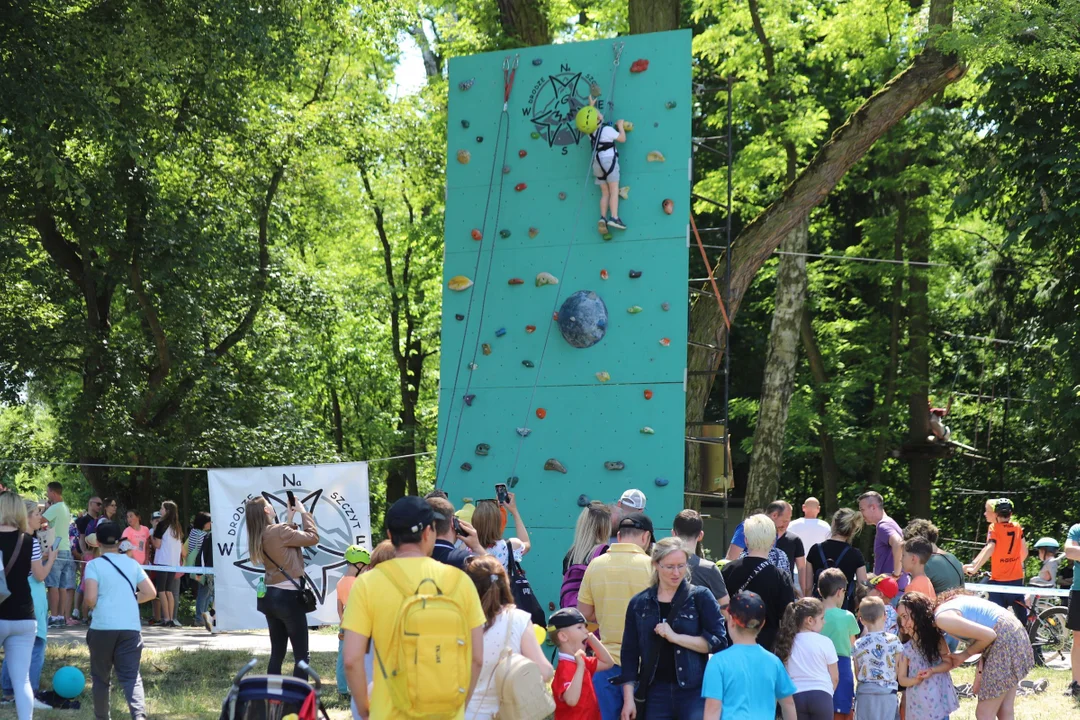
[
  {"left": 434, "top": 54, "right": 520, "bottom": 488},
  {"left": 502, "top": 42, "right": 625, "bottom": 485},
  {"left": 690, "top": 212, "right": 731, "bottom": 331}
]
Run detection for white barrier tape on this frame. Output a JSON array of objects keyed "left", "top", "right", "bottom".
[
  {"left": 139, "top": 565, "right": 214, "bottom": 574},
  {"left": 964, "top": 582, "right": 1071, "bottom": 598}
]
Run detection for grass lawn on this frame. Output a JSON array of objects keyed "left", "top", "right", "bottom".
[{"left": 26, "top": 645, "right": 1076, "bottom": 719}]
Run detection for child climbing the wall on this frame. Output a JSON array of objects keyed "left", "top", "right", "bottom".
[{"left": 582, "top": 96, "right": 627, "bottom": 234}]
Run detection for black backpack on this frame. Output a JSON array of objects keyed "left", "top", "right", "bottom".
[
  {"left": 813, "top": 544, "right": 858, "bottom": 610},
  {"left": 505, "top": 549, "right": 547, "bottom": 627}
]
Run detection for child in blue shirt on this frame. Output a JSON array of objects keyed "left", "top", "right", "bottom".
[{"left": 703, "top": 591, "right": 796, "bottom": 720}]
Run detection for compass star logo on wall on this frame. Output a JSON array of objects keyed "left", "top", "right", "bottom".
[
  {"left": 523, "top": 64, "right": 602, "bottom": 149},
  {"left": 231, "top": 488, "right": 367, "bottom": 604}
]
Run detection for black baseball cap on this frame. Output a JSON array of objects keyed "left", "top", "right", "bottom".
[
  {"left": 994, "top": 499, "right": 1014, "bottom": 515},
  {"left": 728, "top": 590, "right": 768, "bottom": 630},
  {"left": 547, "top": 607, "right": 587, "bottom": 631},
  {"left": 385, "top": 496, "right": 436, "bottom": 534},
  {"left": 94, "top": 521, "right": 123, "bottom": 546},
  {"left": 617, "top": 512, "right": 654, "bottom": 536}
]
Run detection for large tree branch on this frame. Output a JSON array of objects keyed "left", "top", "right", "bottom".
[
  {"left": 129, "top": 254, "right": 171, "bottom": 391},
  {"left": 747, "top": 0, "right": 777, "bottom": 79},
  {"left": 32, "top": 211, "right": 84, "bottom": 288},
  {"left": 357, "top": 157, "right": 405, "bottom": 368},
  {"left": 408, "top": 20, "right": 442, "bottom": 79}
]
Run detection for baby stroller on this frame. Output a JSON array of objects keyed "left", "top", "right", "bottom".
[{"left": 220, "top": 659, "right": 331, "bottom": 720}]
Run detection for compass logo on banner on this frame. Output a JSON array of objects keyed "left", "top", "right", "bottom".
[{"left": 523, "top": 63, "right": 603, "bottom": 150}]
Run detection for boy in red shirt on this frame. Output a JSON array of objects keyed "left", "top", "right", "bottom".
[{"left": 548, "top": 607, "right": 614, "bottom": 719}]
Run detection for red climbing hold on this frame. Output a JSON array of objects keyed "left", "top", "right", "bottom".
[
  {"left": 536, "top": 408, "right": 547, "bottom": 420},
  {"left": 552, "top": 311, "right": 559, "bottom": 321},
  {"left": 518, "top": 149, "right": 527, "bottom": 158},
  {"left": 515, "top": 183, "right": 527, "bottom": 192},
  {"left": 508, "top": 278, "right": 525, "bottom": 285},
  {"left": 471, "top": 229, "right": 482, "bottom": 241},
  {"left": 644, "top": 389, "right": 654, "bottom": 400},
  {"left": 600, "top": 269, "right": 609, "bottom": 280},
  {"left": 630, "top": 59, "right": 649, "bottom": 73},
  {"left": 525, "top": 325, "right": 536, "bottom": 333}
]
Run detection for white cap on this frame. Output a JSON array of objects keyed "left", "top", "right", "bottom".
[
  {"left": 618, "top": 489, "right": 647, "bottom": 511},
  {"left": 151, "top": 511, "right": 161, "bottom": 519}
]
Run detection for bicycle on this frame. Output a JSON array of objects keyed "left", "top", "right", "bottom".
[{"left": 1021, "top": 592, "right": 1072, "bottom": 667}]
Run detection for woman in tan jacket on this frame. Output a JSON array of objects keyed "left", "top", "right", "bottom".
[{"left": 245, "top": 496, "right": 319, "bottom": 676}]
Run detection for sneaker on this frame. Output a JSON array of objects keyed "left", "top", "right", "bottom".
[
  {"left": 65, "top": 618, "right": 79, "bottom": 626},
  {"left": 607, "top": 216, "right": 626, "bottom": 230},
  {"left": 202, "top": 611, "right": 215, "bottom": 634},
  {"left": 170, "top": 619, "right": 183, "bottom": 628},
  {"left": 71, "top": 609, "right": 80, "bottom": 620},
  {"left": 597, "top": 217, "right": 608, "bottom": 234},
  {"left": 0, "top": 696, "right": 13, "bottom": 705},
  {"left": 33, "top": 698, "right": 52, "bottom": 710},
  {"left": 1066, "top": 681, "right": 1080, "bottom": 697}
]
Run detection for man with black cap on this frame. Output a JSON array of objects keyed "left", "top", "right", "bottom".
[
  {"left": 577, "top": 512, "right": 654, "bottom": 720},
  {"left": 341, "top": 496, "right": 486, "bottom": 719}
]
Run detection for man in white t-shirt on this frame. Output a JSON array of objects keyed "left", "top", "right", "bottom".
[{"left": 788, "top": 497, "right": 831, "bottom": 592}]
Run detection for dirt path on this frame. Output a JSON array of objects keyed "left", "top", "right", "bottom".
[{"left": 48, "top": 624, "right": 341, "bottom": 654}]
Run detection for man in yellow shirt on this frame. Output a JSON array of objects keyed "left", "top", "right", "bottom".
[
  {"left": 577, "top": 513, "right": 654, "bottom": 720},
  {"left": 342, "top": 496, "right": 485, "bottom": 719}
]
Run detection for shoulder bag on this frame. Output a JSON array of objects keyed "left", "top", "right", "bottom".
[
  {"left": 265, "top": 549, "right": 317, "bottom": 613},
  {"left": 0, "top": 533, "right": 26, "bottom": 606},
  {"left": 101, "top": 555, "right": 138, "bottom": 597},
  {"left": 632, "top": 581, "right": 688, "bottom": 717},
  {"left": 504, "top": 546, "right": 546, "bottom": 627}
]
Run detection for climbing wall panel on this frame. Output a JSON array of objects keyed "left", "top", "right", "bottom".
[{"left": 437, "top": 30, "right": 692, "bottom": 612}]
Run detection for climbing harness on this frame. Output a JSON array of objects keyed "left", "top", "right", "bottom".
[
  {"left": 434, "top": 54, "right": 520, "bottom": 488},
  {"left": 590, "top": 127, "right": 619, "bottom": 181}
]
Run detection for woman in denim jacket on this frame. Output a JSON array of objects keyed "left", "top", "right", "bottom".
[{"left": 619, "top": 537, "right": 727, "bottom": 720}]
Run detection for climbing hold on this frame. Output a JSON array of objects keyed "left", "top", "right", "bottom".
[
  {"left": 627, "top": 305, "right": 642, "bottom": 314},
  {"left": 662, "top": 199, "right": 674, "bottom": 215},
  {"left": 552, "top": 312, "right": 558, "bottom": 320},
  {"left": 532, "top": 57, "right": 543, "bottom": 66},
  {"left": 558, "top": 192, "right": 567, "bottom": 201},
  {"left": 654, "top": 477, "right": 670, "bottom": 487},
  {"left": 499, "top": 229, "right": 511, "bottom": 238},
  {"left": 458, "top": 78, "right": 475, "bottom": 91},
  {"left": 602, "top": 232, "right": 613, "bottom": 241},
  {"left": 665, "top": 101, "right": 677, "bottom": 109},
  {"left": 630, "top": 59, "right": 649, "bottom": 73},
  {"left": 644, "top": 389, "right": 654, "bottom": 400},
  {"left": 536, "top": 408, "right": 547, "bottom": 419},
  {"left": 461, "top": 462, "right": 472, "bottom": 472},
  {"left": 600, "top": 269, "right": 609, "bottom": 280},
  {"left": 647, "top": 151, "right": 666, "bottom": 162},
  {"left": 624, "top": 121, "right": 634, "bottom": 132},
  {"left": 461, "top": 120, "right": 470, "bottom": 128},
  {"left": 456, "top": 149, "right": 471, "bottom": 164},
  {"left": 575, "top": 106, "right": 600, "bottom": 134},
  {"left": 516, "top": 427, "right": 532, "bottom": 437},
  {"left": 507, "top": 476, "right": 519, "bottom": 488},
  {"left": 577, "top": 494, "right": 591, "bottom": 507},
  {"left": 525, "top": 324, "right": 536, "bottom": 333},
  {"left": 508, "top": 278, "right": 524, "bottom": 285},
  {"left": 640, "top": 427, "right": 655, "bottom": 435},
  {"left": 515, "top": 183, "right": 527, "bottom": 192},
  {"left": 558, "top": 291, "right": 609, "bottom": 349},
  {"left": 468, "top": 362, "right": 478, "bottom": 370},
  {"left": 659, "top": 338, "right": 671, "bottom": 347},
  {"left": 503, "top": 165, "right": 511, "bottom": 174},
  {"left": 455, "top": 313, "right": 465, "bottom": 321},
  {"left": 629, "top": 270, "right": 642, "bottom": 278},
  {"left": 475, "top": 443, "right": 490, "bottom": 456},
  {"left": 528, "top": 227, "right": 539, "bottom": 238},
  {"left": 521, "top": 360, "right": 535, "bottom": 368},
  {"left": 661, "top": 302, "right": 670, "bottom": 311},
  {"left": 482, "top": 343, "right": 492, "bottom": 356},
  {"left": 530, "top": 131, "right": 541, "bottom": 139},
  {"left": 518, "top": 149, "right": 527, "bottom": 158},
  {"left": 464, "top": 394, "right": 476, "bottom": 407},
  {"left": 495, "top": 327, "right": 506, "bottom": 337},
  {"left": 476, "top": 136, "right": 483, "bottom": 143},
  {"left": 595, "top": 371, "right": 610, "bottom": 383},
  {"left": 471, "top": 228, "right": 482, "bottom": 241},
  {"left": 619, "top": 186, "right": 630, "bottom": 200},
  {"left": 544, "top": 458, "right": 568, "bottom": 474},
  {"left": 448, "top": 275, "right": 473, "bottom": 291},
  {"left": 535, "top": 272, "right": 559, "bottom": 287},
  {"left": 604, "top": 461, "right": 625, "bottom": 471},
  {"left": 590, "top": 82, "right": 603, "bottom": 98}
]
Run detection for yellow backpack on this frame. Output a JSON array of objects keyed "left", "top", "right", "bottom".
[{"left": 373, "top": 561, "right": 472, "bottom": 718}]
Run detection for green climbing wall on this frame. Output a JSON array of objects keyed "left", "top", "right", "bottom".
[{"left": 437, "top": 30, "right": 692, "bottom": 612}]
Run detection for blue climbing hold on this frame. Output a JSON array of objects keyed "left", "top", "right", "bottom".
[
  {"left": 577, "top": 494, "right": 590, "bottom": 507},
  {"left": 557, "top": 290, "right": 608, "bottom": 349},
  {"left": 654, "top": 477, "right": 670, "bottom": 487},
  {"left": 495, "top": 327, "right": 507, "bottom": 337}
]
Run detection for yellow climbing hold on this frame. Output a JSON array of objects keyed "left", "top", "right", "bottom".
[
  {"left": 647, "top": 150, "right": 666, "bottom": 162},
  {"left": 535, "top": 272, "right": 559, "bottom": 287},
  {"left": 448, "top": 275, "right": 473, "bottom": 291},
  {"left": 595, "top": 371, "right": 611, "bottom": 383},
  {"left": 619, "top": 186, "right": 630, "bottom": 200}
]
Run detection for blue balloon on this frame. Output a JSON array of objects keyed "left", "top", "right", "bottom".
[
  {"left": 558, "top": 290, "right": 608, "bottom": 349},
  {"left": 53, "top": 665, "right": 86, "bottom": 699}
]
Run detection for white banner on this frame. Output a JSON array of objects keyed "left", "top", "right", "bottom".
[{"left": 208, "top": 462, "right": 370, "bottom": 630}]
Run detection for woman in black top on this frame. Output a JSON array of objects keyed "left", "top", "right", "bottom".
[
  {"left": 720, "top": 514, "right": 795, "bottom": 651},
  {"left": 805, "top": 508, "right": 868, "bottom": 611},
  {"left": 0, "top": 491, "right": 40, "bottom": 720}
]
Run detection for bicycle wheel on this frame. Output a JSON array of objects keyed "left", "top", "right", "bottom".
[{"left": 1029, "top": 606, "right": 1072, "bottom": 666}]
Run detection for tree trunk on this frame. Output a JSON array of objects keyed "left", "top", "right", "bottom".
[
  {"left": 743, "top": 218, "right": 809, "bottom": 513},
  {"left": 907, "top": 200, "right": 933, "bottom": 518},
  {"left": 495, "top": 0, "right": 551, "bottom": 47},
  {"left": 684, "top": 35, "right": 964, "bottom": 466},
  {"left": 800, "top": 311, "right": 841, "bottom": 515},
  {"left": 330, "top": 384, "right": 344, "bottom": 454},
  {"left": 871, "top": 195, "right": 908, "bottom": 484},
  {"left": 628, "top": 0, "right": 681, "bottom": 34}
]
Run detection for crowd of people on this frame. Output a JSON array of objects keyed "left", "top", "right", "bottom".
[
  {"left": 0, "top": 482, "right": 215, "bottom": 719},
  {"left": 329, "top": 489, "right": 1078, "bottom": 720}
]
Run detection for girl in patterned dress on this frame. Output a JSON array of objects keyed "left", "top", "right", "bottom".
[{"left": 897, "top": 592, "right": 958, "bottom": 719}]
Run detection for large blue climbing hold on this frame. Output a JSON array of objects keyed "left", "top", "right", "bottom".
[{"left": 557, "top": 290, "right": 608, "bottom": 349}]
